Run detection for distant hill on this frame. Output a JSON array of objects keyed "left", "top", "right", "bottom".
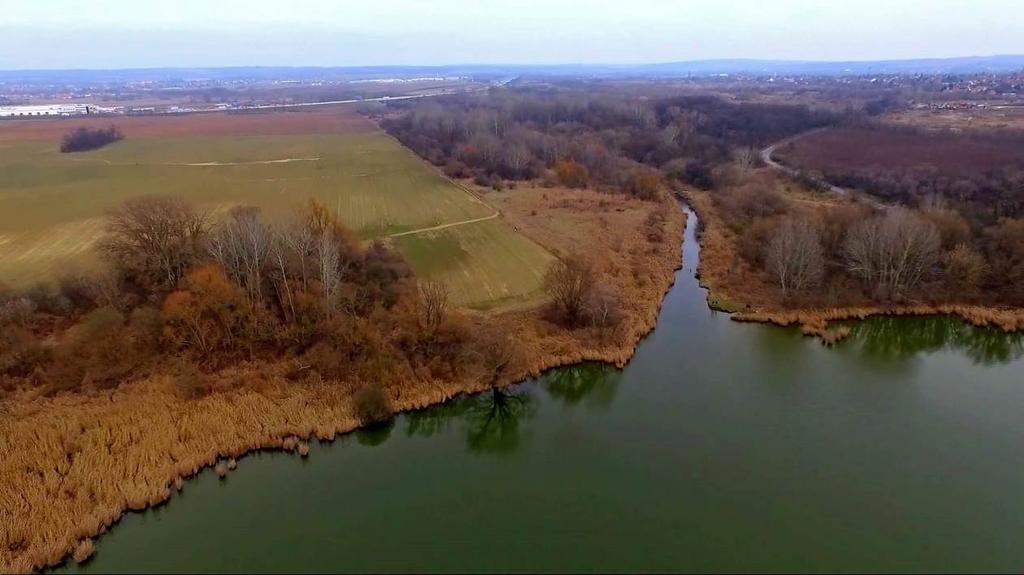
[
  {"left": 2, "top": 55, "right": 1023, "bottom": 85},
  {"left": 635, "top": 55, "right": 1024, "bottom": 76}
]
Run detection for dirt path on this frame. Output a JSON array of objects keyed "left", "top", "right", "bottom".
[
  {"left": 387, "top": 211, "right": 500, "bottom": 238},
  {"left": 761, "top": 128, "right": 886, "bottom": 210},
  {"left": 65, "top": 156, "right": 321, "bottom": 167},
  {"left": 169, "top": 157, "right": 320, "bottom": 166}
]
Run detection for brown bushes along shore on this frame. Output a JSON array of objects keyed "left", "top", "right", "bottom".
[
  {"left": 0, "top": 188, "right": 684, "bottom": 573},
  {"left": 684, "top": 187, "right": 1024, "bottom": 342}
]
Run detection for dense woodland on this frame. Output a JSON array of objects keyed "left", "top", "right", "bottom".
[
  {"left": 382, "top": 86, "right": 1024, "bottom": 308},
  {"left": 381, "top": 87, "right": 836, "bottom": 195},
  {"left": 59, "top": 125, "right": 124, "bottom": 153}
]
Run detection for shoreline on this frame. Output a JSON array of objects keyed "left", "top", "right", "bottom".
[
  {"left": 733, "top": 305, "right": 1024, "bottom": 344},
  {"left": 681, "top": 189, "right": 1024, "bottom": 343},
  {"left": 1, "top": 192, "right": 686, "bottom": 573}
]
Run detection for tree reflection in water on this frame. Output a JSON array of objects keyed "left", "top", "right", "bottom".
[
  {"left": 404, "top": 400, "right": 469, "bottom": 439},
  {"left": 847, "top": 316, "right": 1024, "bottom": 365},
  {"left": 401, "top": 363, "right": 625, "bottom": 453},
  {"left": 354, "top": 419, "right": 395, "bottom": 446},
  {"left": 463, "top": 388, "right": 536, "bottom": 455},
  {"left": 403, "top": 387, "right": 536, "bottom": 454},
  {"left": 543, "top": 363, "right": 622, "bottom": 409}
]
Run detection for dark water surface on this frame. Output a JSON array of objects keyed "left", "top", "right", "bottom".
[{"left": 61, "top": 207, "right": 1024, "bottom": 573}]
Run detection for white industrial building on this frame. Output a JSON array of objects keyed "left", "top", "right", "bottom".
[{"left": 0, "top": 104, "right": 106, "bottom": 117}]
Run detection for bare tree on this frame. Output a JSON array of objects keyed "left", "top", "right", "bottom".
[
  {"left": 101, "top": 196, "right": 207, "bottom": 290},
  {"left": 583, "top": 280, "right": 622, "bottom": 330},
  {"left": 472, "top": 324, "right": 524, "bottom": 386},
  {"left": 765, "top": 216, "right": 825, "bottom": 297},
  {"left": 844, "top": 208, "right": 941, "bottom": 298},
  {"left": 279, "top": 216, "right": 316, "bottom": 291},
  {"left": 733, "top": 146, "right": 759, "bottom": 171},
  {"left": 419, "top": 279, "right": 450, "bottom": 330},
  {"left": 269, "top": 234, "right": 296, "bottom": 320},
  {"left": 544, "top": 255, "right": 596, "bottom": 326},
  {"left": 317, "top": 230, "right": 341, "bottom": 304},
  {"left": 208, "top": 206, "right": 272, "bottom": 302}
]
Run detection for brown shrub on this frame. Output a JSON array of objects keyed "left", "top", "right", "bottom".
[
  {"left": 944, "top": 243, "right": 987, "bottom": 296},
  {"left": 716, "top": 180, "right": 788, "bottom": 228},
  {"left": 554, "top": 159, "right": 589, "bottom": 188},
  {"left": 161, "top": 265, "right": 259, "bottom": 364},
  {"left": 0, "top": 323, "right": 48, "bottom": 381},
  {"left": 353, "top": 383, "right": 393, "bottom": 424},
  {"left": 45, "top": 307, "right": 138, "bottom": 393},
  {"left": 626, "top": 169, "right": 663, "bottom": 200},
  {"left": 736, "top": 217, "right": 777, "bottom": 266}
]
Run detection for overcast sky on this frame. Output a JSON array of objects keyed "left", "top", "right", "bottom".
[{"left": 1, "top": 0, "right": 1020, "bottom": 69}]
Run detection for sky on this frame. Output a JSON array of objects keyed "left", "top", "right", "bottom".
[{"left": 0, "top": 0, "right": 1020, "bottom": 69}]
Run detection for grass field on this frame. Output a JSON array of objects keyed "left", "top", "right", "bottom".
[{"left": 0, "top": 109, "right": 553, "bottom": 309}]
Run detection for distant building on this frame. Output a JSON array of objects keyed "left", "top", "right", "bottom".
[{"left": 0, "top": 104, "right": 95, "bottom": 117}]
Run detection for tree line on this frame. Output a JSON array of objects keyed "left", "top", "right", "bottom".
[
  {"left": 60, "top": 125, "right": 124, "bottom": 153},
  {"left": 378, "top": 87, "right": 837, "bottom": 196},
  {"left": 1, "top": 192, "right": 628, "bottom": 415},
  {"left": 1, "top": 197, "right": 551, "bottom": 416},
  {"left": 714, "top": 174, "right": 1024, "bottom": 306}
]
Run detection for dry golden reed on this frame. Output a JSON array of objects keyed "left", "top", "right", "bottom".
[{"left": 0, "top": 190, "right": 686, "bottom": 573}]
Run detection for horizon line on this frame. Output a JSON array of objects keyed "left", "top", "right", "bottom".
[{"left": 3, "top": 54, "right": 1024, "bottom": 74}]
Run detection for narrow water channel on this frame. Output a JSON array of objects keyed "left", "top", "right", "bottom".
[{"left": 60, "top": 206, "right": 1024, "bottom": 573}]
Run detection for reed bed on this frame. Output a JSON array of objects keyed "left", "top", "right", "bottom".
[
  {"left": 736, "top": 304, "right": 1024, "bottom": 341},
  {"left": 0, "top": 191, "right": 686, "bottom": 573}
]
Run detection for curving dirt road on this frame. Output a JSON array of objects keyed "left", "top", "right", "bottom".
[{"left": 761, "top": 128, "right": 885, "bottom": 209}]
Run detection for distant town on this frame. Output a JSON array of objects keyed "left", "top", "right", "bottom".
[
  {"left": 0, "top": 75, "right": 479, "bottom": 117},
  {"left": 2, "top": 65, "right": 1022, "bottom": 119}
]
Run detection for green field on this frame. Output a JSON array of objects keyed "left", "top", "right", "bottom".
[{"left": 0, "top": 124, "right": 552, "bottom": 309}]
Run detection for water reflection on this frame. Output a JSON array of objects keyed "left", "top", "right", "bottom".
[
  {"left": 544, "top": 363, "right": 621, "bottom": 409},
  {"left": 403, "top": 388, "right": 537, "bottom": 454},
  {"left": 463, "top": 388, "right": 536, "bottom": 454},
  {"left": 845, "top": 316, "right": 1024, "bottom": 365},
  {"left": 354, "top": 420, "right": 395, "bottom": 446},
  {"left": 403, "top": 365, "right": 621, "bottom": 455},
  {"left": 404, "top": 400, "right": 468, "bottom": 439}
]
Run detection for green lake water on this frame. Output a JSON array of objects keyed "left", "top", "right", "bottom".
[{"left": 58, "top": 206, "right": 1024, "bottom": 573}]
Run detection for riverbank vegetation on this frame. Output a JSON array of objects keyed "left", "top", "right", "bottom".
[
  {"left": 7, "top": 79, "right": 1024, "bottom": 571},
  {"left": 686, "top": 166, "right": 1024, "bottom": 338},
  {"left": 0, "top": 174, "right": 683, "bottom": 571},
  {"left": 1, "top": 196, "right": 523, "bottom": 398}
]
